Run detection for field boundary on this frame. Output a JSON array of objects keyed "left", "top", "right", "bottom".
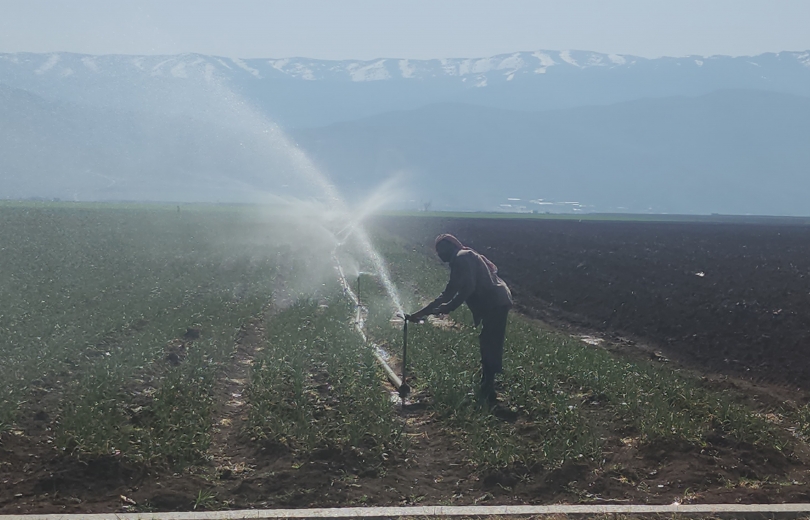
[{"left": 5, "top": 503, "right": 810, "bottom": 519}]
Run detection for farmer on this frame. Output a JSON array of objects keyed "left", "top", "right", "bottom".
[{"left": 405, "top": 234, "right": 512, "bottom": 404}]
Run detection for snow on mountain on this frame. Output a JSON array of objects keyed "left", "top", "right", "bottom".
[
  {"left": 231, "top": 57, "right": 261, "bottom": 78},
  {"left": 34, "top": 54, "right": 59, "bottom": 75},
  {"left": 9, "top": 49, "right": 808, "bottom": 84},
  {"left": 346, "top": 59, "right": 391, "bottom": 81},
  {"left": 4, "top": 48, "right": 809, "bottom": 86},
  {"left": 398, "top": 59, "right": 415, "bottom": 79}
]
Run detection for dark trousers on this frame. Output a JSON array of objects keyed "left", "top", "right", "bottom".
[{"left": 479, "top": 305, "right": 510, "bottom": 385}]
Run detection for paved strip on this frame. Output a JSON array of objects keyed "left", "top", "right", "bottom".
[{"left": 4, "top": 503, "right": 810, "bottom": 519}]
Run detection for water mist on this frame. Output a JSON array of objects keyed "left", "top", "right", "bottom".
[{"left": 193, "top": 66, "right": 406, "bottom": 326}]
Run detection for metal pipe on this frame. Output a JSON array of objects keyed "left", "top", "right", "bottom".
[
  {"left": 374, "top": 351, "right": 402, "bottom": 389},
  {"left": 399, "top": 320, "right": 410, "bottom": 397},
  {"left": 9, "top": 502, "right": 810, "bottom": 519}
]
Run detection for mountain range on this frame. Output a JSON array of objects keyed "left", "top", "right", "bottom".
[
  {"left": 292, "top": 90, "right": 810, "bottom": 214},
  {"left": 3, "top": 50, "right": 810, "bottom": 127},
  {"left": 2, "top": 50, "right": 810, "bottom": 213}
]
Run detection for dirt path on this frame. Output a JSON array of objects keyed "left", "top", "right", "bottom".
[{"left": 207, "top": 311, "right": 270, "bottom": 485}]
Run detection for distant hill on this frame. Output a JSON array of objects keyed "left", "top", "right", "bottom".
[
  {"left": 2, "top": 50, "right": 810, "bottom": 128},
  {"left": 291, "top": 90, "right": 810, "bottom": 215},
  {"left": 0, "top": 83, "right": 326, "bottom": 202}
]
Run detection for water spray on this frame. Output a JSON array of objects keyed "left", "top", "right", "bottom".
[{"left": 195, "top": 68, "right": 409, "bottom": 400}]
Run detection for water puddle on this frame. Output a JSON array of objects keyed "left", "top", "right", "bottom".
[{"left": 579, "top": 335, "right": 604, "bottom": 346}]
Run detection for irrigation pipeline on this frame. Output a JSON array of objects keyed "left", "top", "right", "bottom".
[
  {"left": 332, "top": 253, "right": 405, "bottom": 395},
  {"left": 6, "top": 503, "right": 810, "bottom": 518}
]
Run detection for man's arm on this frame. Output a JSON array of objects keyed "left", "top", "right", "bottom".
[
  {"left": 434, "top": 257, "right": 476, "bottom": 315},
  {"left": 408, "top": 256, "right": 475, "bottom": 320},
  {"left": 408, "top": 280, "right": 456, "bottom": 320}
]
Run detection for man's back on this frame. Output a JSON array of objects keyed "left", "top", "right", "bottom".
[{"left": 452, "top": 248, "right": 512, "bottom": 323}]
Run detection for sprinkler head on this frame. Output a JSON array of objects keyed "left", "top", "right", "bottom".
[{"left": 398, "top": 382, "right": 411, "bottom": 398}]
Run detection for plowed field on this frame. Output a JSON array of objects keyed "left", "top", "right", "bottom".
[{"left": 376, "top": 216, "right": 810, "bottom": 392}]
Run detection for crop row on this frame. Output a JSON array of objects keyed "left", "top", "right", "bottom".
[
  {"left": 247, "top": 296, "right": 401, "bottom": 460},
  {"left": 1, "top": 204, "right": 309, "bottom": 466}
]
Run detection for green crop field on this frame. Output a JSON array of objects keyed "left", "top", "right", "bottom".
[
  {"left": 1, "top": 202, "right": 806, "bottom": 512},
  {"left": 0, "top": 203, "right": 284, "bottom": 464}
]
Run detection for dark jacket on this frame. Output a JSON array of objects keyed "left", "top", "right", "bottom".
[{"left": 423, "top": 248, "right": 512, "bottom": 325}]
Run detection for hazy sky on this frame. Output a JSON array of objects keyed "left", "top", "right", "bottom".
[{"left": 2, "top": 0, "right": 809, "bottom": 60}]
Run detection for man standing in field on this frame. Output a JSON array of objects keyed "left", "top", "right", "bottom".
[{"left": 406, "top": 234, "right": 512, "bottom": 405}]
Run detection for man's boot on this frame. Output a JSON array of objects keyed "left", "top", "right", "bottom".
[{"left": 479, "top": 369, "right": 497, "bottom": 407}]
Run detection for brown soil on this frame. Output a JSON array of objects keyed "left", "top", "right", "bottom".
[{"left": 5, "top": 215, "right": 810, "bottom": 514}]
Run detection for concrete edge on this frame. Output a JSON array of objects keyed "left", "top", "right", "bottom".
[{"left": 4, "top": 503, "right": 810, "bottom": 519}]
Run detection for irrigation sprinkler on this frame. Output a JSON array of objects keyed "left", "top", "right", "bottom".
[
  {"left": 356, "top": 274, "right": 361, "bottom": 306},
  {"left": 399, "top": 318, "right": 411, "bottom": 398}
]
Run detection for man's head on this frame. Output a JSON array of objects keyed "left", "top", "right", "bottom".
[{"left": 435, "top": 234, "right": 463, "bottom": 263}]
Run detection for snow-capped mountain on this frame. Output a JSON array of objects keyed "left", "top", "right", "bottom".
[
  {"left": 2, "top": 50, "right": 809, "bottom": 127},
  {"left": 4, "top": 49, "right": 809, "bottom": 82}
]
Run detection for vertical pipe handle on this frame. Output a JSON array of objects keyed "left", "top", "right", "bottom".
[
  {"left": 399, "top": 319, "right": 410, "bottom": 397},
  {"left": 402, "top": 320, "right": 408, "bottom": 383}
]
